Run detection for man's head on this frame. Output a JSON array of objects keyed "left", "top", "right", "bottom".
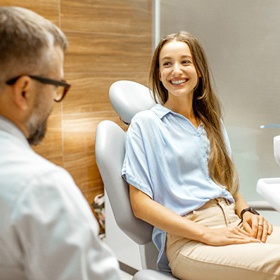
[{"left": 0, "top": 7, "right": 69, "bottom": 145}]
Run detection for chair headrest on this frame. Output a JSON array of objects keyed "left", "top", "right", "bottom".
[{"left": 109, "top": 80, "right": 156, "bottom": 124}]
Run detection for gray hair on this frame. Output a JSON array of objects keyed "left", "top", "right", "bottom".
[{"left": 0, "top": 7, "right": 68, "bottom": 82}]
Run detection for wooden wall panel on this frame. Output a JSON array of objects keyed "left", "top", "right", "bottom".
[
  {"left": 64, "top": 32, "right": 151, "bottom": 74},
  {"left": 62, "top": 75, "right": 150, "bottom": 115},
  {"left": 35, "top": 114, "right": 63, "bottom": 166},
  {"left": 0, "top": 0, "right": 59, "bottom": 24},
  {"left": 0, "top": 0, "right": 153, "bottom": 218},
  {"left": 61, "top": 0, "right": 151, "bottom": 35}
]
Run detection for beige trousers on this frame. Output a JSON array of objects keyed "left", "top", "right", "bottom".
[{"left": 166, "top": 198, "right": 280, "bottom": 280}]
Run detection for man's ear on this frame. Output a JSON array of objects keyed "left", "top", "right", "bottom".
[{"left": 12, "top": 76, "right": 33, "bottom": 111}]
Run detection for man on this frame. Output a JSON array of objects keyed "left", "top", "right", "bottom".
[{"left": 0, "top": 7, "right": 122, "bottom": 280}]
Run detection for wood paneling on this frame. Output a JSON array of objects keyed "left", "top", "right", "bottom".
[
  {"left": 0, "top": 0, "right": 60, "bottom": 24},
  {"left": 62, "top": 74, "right": 150, "bottom": 115},
  {"left": 33, "top": 113, "right": 63, "bottom": 167},
  {"left": 61, "top": 0, "right": 151, "bottom": 35},
  {"left": 1, "top": 0, "right": 153, "bottom": 215},
  {"left": 64, "top": 32, "right": 151, "bottom": 74}
]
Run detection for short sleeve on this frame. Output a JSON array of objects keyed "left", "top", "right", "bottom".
[{"left": 122, "top": 118, "right": 154, "bottom": 199}]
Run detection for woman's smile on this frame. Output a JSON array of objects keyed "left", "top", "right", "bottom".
[
  {"left": 170, "top": 79, "right": 188, "bottom": 85},
  {"left": 159, "top": 40, "right": 199, "bottom": 100}
]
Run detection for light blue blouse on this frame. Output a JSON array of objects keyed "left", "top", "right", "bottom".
[{"left": 122, "top": 104, "right": 234, "bottom": 272}]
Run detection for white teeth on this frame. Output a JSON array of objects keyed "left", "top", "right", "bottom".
[{"left": 171, "top": 79, "right": 186, "bottom": 85}]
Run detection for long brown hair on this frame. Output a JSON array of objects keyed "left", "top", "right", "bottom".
[{"left": 149, "top": 31, "right": 239, "bottom": 195}]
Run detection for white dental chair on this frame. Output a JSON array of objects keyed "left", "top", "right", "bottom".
[
  {"left": 95, "top": 80, "right": 177, "bottom": 279},
  {"left": 95, "top": 80, "right": 275, "bottom": 280}
]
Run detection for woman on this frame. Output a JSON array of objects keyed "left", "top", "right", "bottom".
[{"left": 122, "top": 31, "right": 280, "bottom": 280}]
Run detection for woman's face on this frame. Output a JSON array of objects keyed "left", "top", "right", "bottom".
[{"left": 159, "top": 40, "right": 199, "bottom": 102}]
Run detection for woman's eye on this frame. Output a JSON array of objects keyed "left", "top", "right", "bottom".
[
  {"left": 182, "top": 60, "right": 191, "bottom": 65},
  {"left": 162, "top": 61, "right": 171, "bottom": 67}
]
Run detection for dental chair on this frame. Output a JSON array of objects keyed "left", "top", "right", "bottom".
[
  {"left": 95, "top": 80, "right": 177, "bottom": 279},
  {"left": 95, "top": 80, "right": 275, "bottom": 280}
]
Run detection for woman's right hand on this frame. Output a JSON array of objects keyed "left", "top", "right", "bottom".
[{"left": 201, "top": 226, "right": 261, "bottom": 246}]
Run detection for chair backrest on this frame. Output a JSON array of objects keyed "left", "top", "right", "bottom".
[
  {"left": 96, "top": 81, "right": 179, "bottom": 279},
  {"left": 95, "top": 120, "right": 153, "bottom": 245},
  {"left": 109, "top": 80, "right": 156, "bottom": 124},
  {"left": 95, "top": 80, "right": 158, "bottom": 269}
]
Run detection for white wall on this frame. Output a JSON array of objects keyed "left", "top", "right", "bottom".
[{"left": 158, "top": 0, "right": 280, "bottom": 204}]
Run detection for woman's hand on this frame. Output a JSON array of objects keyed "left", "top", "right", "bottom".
[
  {"left": 201, "top": 226, "right": 260, "bottom": 246},
  {"left": 130, "top": 187, "right": 269, "bottom": 246},
  {"left": 233, "top": 192, "right": 273, "bottom": 243},
  {"left": 241, "top": 212, "right": 273, "bottom": 243}
]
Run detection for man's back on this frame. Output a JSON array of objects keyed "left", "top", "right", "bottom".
[{"left": 0, "top": 119, "right": 121, "bottom": 280}]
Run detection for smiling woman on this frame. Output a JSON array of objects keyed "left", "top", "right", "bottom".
[
  {"left": 121, "top": 31, "right": 280, "bottom": 280},
  {"left": 158, "top": 40, "right": 199, "bottom": 125}
]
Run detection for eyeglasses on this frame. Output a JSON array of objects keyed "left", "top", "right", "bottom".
[{"left": 6, "top": 75, "right": 71, "bottom": 102}]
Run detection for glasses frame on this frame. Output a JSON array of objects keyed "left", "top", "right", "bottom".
[{"left": 6, "top": 75, "right": 71, "bottom": 102}]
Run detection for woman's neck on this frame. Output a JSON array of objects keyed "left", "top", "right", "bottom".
[{"left": 164, "top": 98, "right": 200, "bottom": 128}]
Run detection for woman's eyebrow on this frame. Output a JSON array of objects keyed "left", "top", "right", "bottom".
[
  {"left": 161, "top": 56, "right": 172, "bottom": 61},
  {"left": 181, "top": 55, "right": 192, "bottom": 59},
  {"left": 161, "top": 54, "right": 192, "bottom": 60}
]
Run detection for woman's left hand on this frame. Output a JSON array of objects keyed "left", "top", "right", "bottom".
[{"left": 241, "top": 212, "right": 273, "bottom": 243}]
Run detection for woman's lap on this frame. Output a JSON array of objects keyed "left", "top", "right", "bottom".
[{"left": 166, "top": 199, "right": 280, "bottom": 280}]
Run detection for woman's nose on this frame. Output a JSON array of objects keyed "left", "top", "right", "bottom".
[{"left": 172, "top": 62, "right": 182, "bottom": 74}]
